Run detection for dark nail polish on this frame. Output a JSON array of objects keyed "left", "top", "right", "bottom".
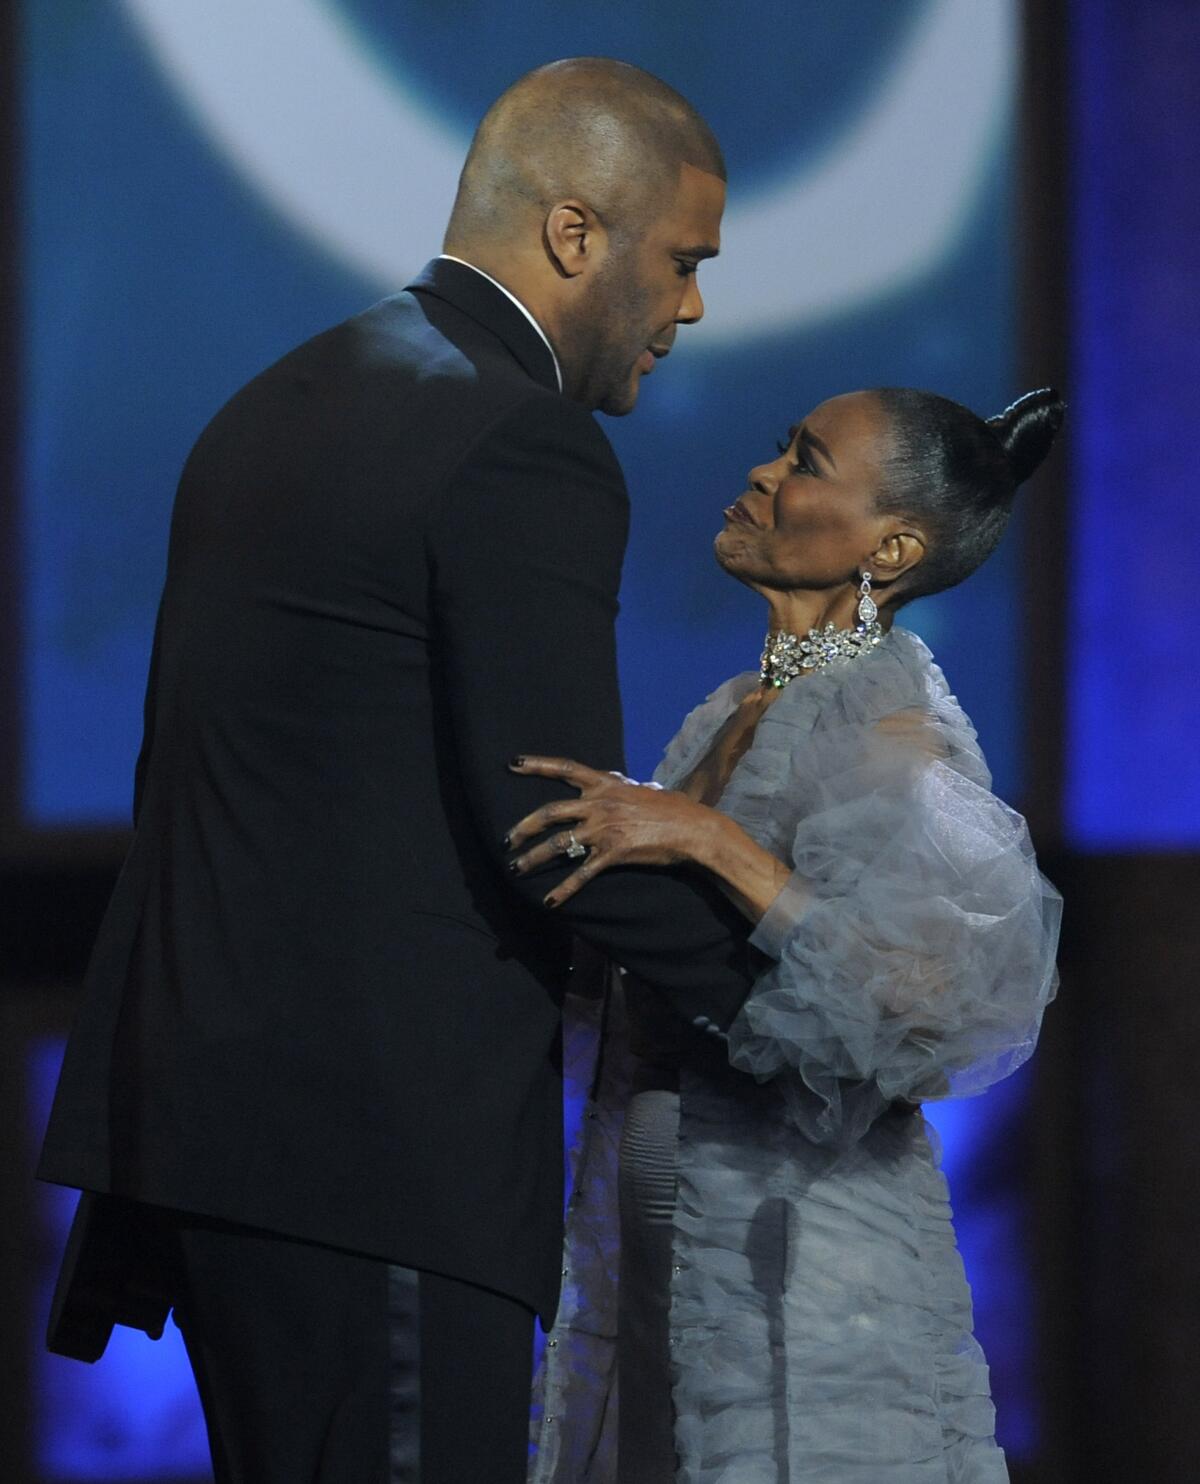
[
  {"left": 508, "top": 860, "right": 521, "bottom": 875},
  {"left": 509, "top": 755, "right": 525, "bottom": 768},
  {"left": 502, "top": 833, "right": 511, "bottom": 849},
  {"left": 543, "top": 894, "right": 557, "bottom": 909}
]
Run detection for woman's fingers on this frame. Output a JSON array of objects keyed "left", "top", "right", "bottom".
[
  {"left": 508, "top": 829, "right": 586, "bottom": 877},
  {"left": 503, "top": 755, "right": 675, "bottom": 902},
  {"left": 505, "top": 798, "right": 586, "bottom": 851},
  {"left": 508, "top": 822, "right": 615, "bottom": 901},
  {"left": 543, "top": 850, "right": 610, "bottom": 908},
  {"left": 508, "top": 755, "right": 604, "bottom": 787}
]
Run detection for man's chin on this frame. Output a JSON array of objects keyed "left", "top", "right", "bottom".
[{"left": 597, "top": 371, "right": 642, "bottom": 418}]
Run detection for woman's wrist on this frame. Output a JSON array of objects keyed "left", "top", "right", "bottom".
[
  {"left": 697, "top": 810, "right": 791, "bottom": 923},
  {"left": 684, "top": 803, "right": 738, "bottom": 872}
]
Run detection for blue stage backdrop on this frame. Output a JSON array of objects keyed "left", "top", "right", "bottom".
[
  {"left": 1066, "top": 0, "right": 1200, "bottom": 849},
  {"left": 20, "top": 0, "right": 1039, "bottom": 1474}
]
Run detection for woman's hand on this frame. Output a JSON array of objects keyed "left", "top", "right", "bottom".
[{"left": 505, "top": 755, "right": 720, "bottom": 907}]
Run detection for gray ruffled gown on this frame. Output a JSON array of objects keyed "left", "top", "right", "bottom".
[{"left": 529, "top": 629, "right": 1061, "bottom": 1483}]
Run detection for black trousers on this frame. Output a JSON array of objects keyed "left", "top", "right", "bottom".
[{"left": 168, "top": 1213, "right": 534, "bottom": 1484}]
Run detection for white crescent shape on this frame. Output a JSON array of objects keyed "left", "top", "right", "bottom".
[
  {"left": 118, "top": 0, "right": 1013, "bottom": 341},
  {"left": 699, "top": 0, "right": 1014, "bottom": 342},
  {"left": 118, "top": 0, "right": 463, "bottom": 282}
]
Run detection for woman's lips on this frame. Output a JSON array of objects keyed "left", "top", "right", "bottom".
[{"left": 723, "top": 499, "right": 756, "bottom": 526}]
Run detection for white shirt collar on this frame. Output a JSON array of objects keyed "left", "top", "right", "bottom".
[{"left": 437, "top": 254, "right": 562, "bottom": 392}]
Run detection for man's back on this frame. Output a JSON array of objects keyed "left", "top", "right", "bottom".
[{"left": 41, "top": 266, "right": 605, "bottom": 1317}]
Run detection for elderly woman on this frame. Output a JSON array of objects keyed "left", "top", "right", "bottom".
[{"left": 510, "top": 386, "right": 1064, "bottom": 1483}]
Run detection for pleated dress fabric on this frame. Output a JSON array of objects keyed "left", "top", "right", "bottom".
[{"left": 529, "top": 629, "right": 1062, "bottom": 1483}]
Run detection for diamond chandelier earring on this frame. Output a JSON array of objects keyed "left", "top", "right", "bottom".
[
  {"left": 857, "top": 570, "right": 878, "bottom": 627},
  {"left": 759, "top": 567, "right": 885, "bottom": 688}
]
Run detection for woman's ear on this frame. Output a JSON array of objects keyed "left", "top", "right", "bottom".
[
  {"left": 871, "top": 530, "right": 926, "bottom": 584},
  {"left": 544, "top": 200, "right": 606, "bottom": 279}
]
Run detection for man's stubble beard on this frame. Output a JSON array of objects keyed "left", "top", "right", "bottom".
[{"left": 560, "top": 250, "right": 655, "bottom": 416}]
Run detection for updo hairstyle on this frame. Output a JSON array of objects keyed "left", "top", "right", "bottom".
[{"left": 872, "top": 386, "right": 1065, "bottom": 604}]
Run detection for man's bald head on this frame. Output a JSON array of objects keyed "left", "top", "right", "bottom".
[
  {"left": 442, "top": 59, "right": 726, "bottom": 415},
  {"left": 444, "top": 58, "right": 725, "bottom": 253}
]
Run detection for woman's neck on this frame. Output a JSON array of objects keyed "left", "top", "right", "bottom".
[{"left": 761, "top": 583, "right": 865, "bottom": 638}]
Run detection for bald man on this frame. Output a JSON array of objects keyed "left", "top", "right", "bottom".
[{"left": 40, "top": 59, "right": 758, "bottom": 1483}]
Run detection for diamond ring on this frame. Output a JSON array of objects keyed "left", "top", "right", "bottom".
[{"left": 565, "top": 831, "right": 587, "bottom": 860}]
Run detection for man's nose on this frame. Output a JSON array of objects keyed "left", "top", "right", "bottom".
[{"left": 676, "top": 276, "right": 704, "bottom": 325}]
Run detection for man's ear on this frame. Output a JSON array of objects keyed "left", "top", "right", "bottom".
[
  {"left": 544, "top": 200, "right": 606, "bottom": 279},
  {"left": 870, "top": 530, "right": 926, "bottom": 585}
]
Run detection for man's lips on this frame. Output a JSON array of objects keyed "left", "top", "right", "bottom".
[
  {"left": 637, "top": 344, "right": 671, "bottom": 375},
  {"left": 723, "top": 498, "right": 758, "bottom": 527}
]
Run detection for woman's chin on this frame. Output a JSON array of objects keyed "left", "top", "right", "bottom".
[
  {"left": 714, "top": 528, "right": 749, "bottom": 568},
  {"left": 712, "top": 534, "right": 759, "bottom": 586}
]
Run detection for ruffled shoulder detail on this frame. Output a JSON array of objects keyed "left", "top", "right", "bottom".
[
  {"left": 652, "top": 671, "right": 759, "bottom": 788},
  {"left": 651, "top": 630, "right": 991, "bottom": 861},
  {"left": 707, "top": 629, "right": 1060, "bottom": 1144},
  {"left": 723, "top": 629, "right": 992, "bottom": 854},
  {"left": 649, "top": 629, "right": 1059, "bottom": 1147}
]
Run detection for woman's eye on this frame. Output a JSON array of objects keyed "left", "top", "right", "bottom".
[{"left": 776, "top": 438, "right": 810, "bottom": 474}]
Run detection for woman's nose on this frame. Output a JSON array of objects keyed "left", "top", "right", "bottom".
[{"left": 747, "top": 461, "right": 777, "bottom": 494}]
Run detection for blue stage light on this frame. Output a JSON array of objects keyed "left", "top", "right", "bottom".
[
  {"left": 1065, "top": 0, "right": 1200, "bottom": 847},
  {"left": 28, "top": 1042, "right": 211, "bottom": 1482}
]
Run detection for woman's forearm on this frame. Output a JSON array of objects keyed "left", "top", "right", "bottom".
[
  {"left": 504, "top": 755, "right": 800, "bottom": 924},
  {"left": 692, "top": 809, "right": 794, "bottom": 924}
]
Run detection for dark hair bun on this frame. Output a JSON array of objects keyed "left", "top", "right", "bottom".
[{"left": 985, "top": 387, "right": 1065, "bottom": 487}]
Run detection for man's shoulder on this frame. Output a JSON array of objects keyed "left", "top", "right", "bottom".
[
  {"left": 204, "top": 290, "right": 538, "bottom": 427},
  {"left": 193, "top": 288, "right": 623, "bottom": 494},
  {"left": 346, "top": 288, "right": 535, "bottom": 390},
  {"left": 346, "top": 291, "right": 624, "bottom": 480},
  {"left": 243, "top": 288, "right": 526, "bottom": 392},
  {"left": 459, "top": 384, "right": 626, "bottom": 498},
  {"left": 319, "top": 290, "right": 589, "bottom": 430}
]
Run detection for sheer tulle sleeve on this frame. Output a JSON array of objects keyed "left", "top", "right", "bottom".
[{"left": 715, "top": 633, "right": 1061, "bottom": 1146}]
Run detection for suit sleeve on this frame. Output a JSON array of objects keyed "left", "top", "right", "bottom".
[
  {"left": 132, "top": 600, "right": 165, "bottom": 827},
  {"left": 428, "top": 393, "right": 759, "bottom": 1029}
]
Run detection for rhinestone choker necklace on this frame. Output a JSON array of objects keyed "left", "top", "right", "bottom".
[
  {"left": 759, "top": 621, "right": 883, "bottom": 686},
  {"left": 759, "top": 574, "right": 884, "bottom": 688}
]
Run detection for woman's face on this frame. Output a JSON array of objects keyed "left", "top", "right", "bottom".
[{"left": 715, "top": 391, "right": 899, "bottom": 594}]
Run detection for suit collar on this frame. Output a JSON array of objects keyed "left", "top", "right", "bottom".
[{"left": 405, "top": 257, "right": 561, "bottom": 394}]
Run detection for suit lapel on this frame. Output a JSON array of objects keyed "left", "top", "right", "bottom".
[{"left": 405, "top": 258, "right": 560, "bottom": 394}]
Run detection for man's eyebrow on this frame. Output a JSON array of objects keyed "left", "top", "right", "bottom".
[{"left": 798, "top": 425, "right": 836, "bottom": 470}]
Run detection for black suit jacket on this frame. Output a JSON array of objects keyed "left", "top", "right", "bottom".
[{"left": 38, "top": 259, "right": 758, "bottom": 1323}]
